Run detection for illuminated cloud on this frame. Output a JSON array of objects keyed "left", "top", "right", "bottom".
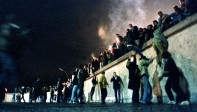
[{"left": 98, "top": 25, "right": 107, "bottom": 40}]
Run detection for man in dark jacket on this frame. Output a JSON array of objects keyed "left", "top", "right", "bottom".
[
  {"left": 162, "top": 51, "right": 190, "bottom": 105},
  {"left": 126, "top": 54, "right": 141, "bottom": 104},
  {"left": 77, "top": 64, "right": 88, "bottom": 104},
  {"left": 57, "top": 78, "right": 63, "bottom": 103},
  {"left": 90, "top": 73, "right": 97, "bottom": 101},
  {"left": 33, "top": 78, "right": 42, "bottom": 102},
  {"left": 110, "top": 72, "right": 123, "bottom": 103}
]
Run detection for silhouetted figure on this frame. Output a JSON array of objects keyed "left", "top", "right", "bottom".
[
  {"left": 77, "top": 64, "right": 88, "bottom": 104},
  {"left": 50, "top": 86, "right": 55, "bottom": 103},
  {"left": 20, "top": 86, "right": 26, "bottom": 103},
  {"left": 42, "top": 87, "right": 48, "bottom": 103},
  {"left": 90, "top": 73, "right": 97, "bottom": 101},
  {"left": 126, "top": 55, "right": 141, "bottom": 104},
  {"left": 57, "top": 78, "right": 63, "bottom": 103},
  {"left": 70, "top": 68, "right": 79, "bottom": 103},
  {"left": 0, "top": 14, "right": 29, "bottom": 102},
  {"left": 179, "top": 0, "right": 197, "bottom": 16},
  {"left": 162, "top": 51, "right": 190, "bottom": 105},
  {"left": 33, "top": 78, "right": 42, "bottom": 102}
]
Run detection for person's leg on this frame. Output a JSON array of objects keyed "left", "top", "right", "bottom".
[
  {"left": 90, "top": 86, "right": 95, "bottom": 101},
  {"left": 117, "top": 89, "right": 121, "bottom": 103},
  {"left": 146, "top": 81, "right": 152, "bottom": 103},
  {"left": 165, "top": 78, "right": 175, "bottom": 101},
  {"left": 103, "top": 88, "right": 107, "bottom": 103},
  {"left": 114, "top": 89, "right": 118, "bottom": 103},
  {"left": 140, "top": 76, "right": 149, "bottom": 103},
  {"left": 127, "top": 45, "right": 143, "bottom": 57},
  {"left": 0, "top": 83, "right": 5, "bottom": 103},
  {"left": 70, "top": 85, "right": 77, "bottom": 102},
  {"left": 153, "top": 42, "right": 164, "bottom": 63},
  {"left": 101, "top": 88, "right": 104, "bottom": 103}
]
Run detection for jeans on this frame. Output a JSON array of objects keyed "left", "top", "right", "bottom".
[
  {"left": 141, "top": 75, "right": 152, "bottom": 103},
  {"left": 0, "top": 52, "right": 18, "bottom": 92},
  {"left": 127, "top": 45, "right": 143, "bottom": 57},
  {"left": 114, "top": 89, "right": 120, "bottom": 103},
  {"left": 77, "top": 80, "right": 84, "bottom": 102},
  {"left": 70, "top": 85, "right": 78, "bottom": 102}
]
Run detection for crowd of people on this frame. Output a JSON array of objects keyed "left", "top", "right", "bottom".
[{"left": 0, "top": 0, "right": 196, "bottom": 105}]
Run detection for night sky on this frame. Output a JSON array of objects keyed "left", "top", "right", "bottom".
[{"left": 0, "top": 0, "right": 178, "bottom": 86}]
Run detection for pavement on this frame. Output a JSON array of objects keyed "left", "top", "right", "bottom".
[{"left": 0, "top": 102, "right": 197, "bottom": 112}]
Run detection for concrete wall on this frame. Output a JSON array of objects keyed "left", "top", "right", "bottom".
[{"left": 84, "top": 13, "right": 197, "bottom": 103}]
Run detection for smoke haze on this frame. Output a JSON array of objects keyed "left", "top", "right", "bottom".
[{"left": 0, "top": 0, "right": 178, "bottom": 86}]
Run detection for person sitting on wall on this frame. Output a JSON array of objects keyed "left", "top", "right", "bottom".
[{"left": 165, "top": 6, "right": 185, "bottom": 26}]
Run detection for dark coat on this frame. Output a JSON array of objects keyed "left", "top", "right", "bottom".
[
  {"left": 126, "top": 56, "right": 140, "bottom": 89},
  {"left": 110, "top": 76, "right": 122, "bottom": 90}
]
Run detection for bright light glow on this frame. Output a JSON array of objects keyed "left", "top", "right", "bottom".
[
  {"left": 98, "top": 26, "right": 107, "bottom": 40},
  {"left": 109, "top": 45, "right": 112, "bottom": 51},
  {"left": 91, "top": 53, "right": 97, "bottom": 60},
  {"left": 116, "top": 37, "right": 120, "bottom": 44}
]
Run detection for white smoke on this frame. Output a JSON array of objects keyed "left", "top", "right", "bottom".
[
  {"left": 97, "top": 0, "right": 177, "bottom": 46},
  {"left": 98, "top": 0, "right": 147, "bottom": 45}
]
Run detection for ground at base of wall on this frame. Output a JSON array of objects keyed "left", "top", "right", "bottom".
[{"left": 1, "top": 102, "right": 197, "bottom": 112}]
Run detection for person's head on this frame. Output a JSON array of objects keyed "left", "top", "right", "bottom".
[
  {"left": 116, "top": 33, "right": 120, "bottom": 37},
  {"left": 143, "top": 28, "right": 147, "bottom": 32},
  {"left": 129, "top": 24, "right": 133, "bottom": 29},
  {"left": 84, "top": 64, "right": 88, "bottom": 69},
  {"left": 102, "top": 72, "right": 105, "bottom": 76},
  {"left": 139, "top": 28, "right": 143, "bottom": 32},
  {"left": 173, "top": 6, "right": 180, "bottom": 13},
  {"left": 58, "top": 78, "right": 61, "bottom": 81},
  {"left": 147, "top": 25, "right": 152, "bottom": 30},
  {"left": 161, "top": 50, "right": 171, "bottom": 59},
  {"left": 179, "top": 0, "right": 186, "bottom": 5},
  {"left": 158, "top": 11, "right": 163, "bottom": 16},
  {"left": 75, "top": 68, "right": 78, "bottom": 71},
  {"left": 79, "top": 64, "right": 84, "bottom": 69},
  {"left": 153, "top": 20, "right": 158, "bottom": 26},
  {"left": 113, "top": 72, "right": 117, "bottom": 77}
]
